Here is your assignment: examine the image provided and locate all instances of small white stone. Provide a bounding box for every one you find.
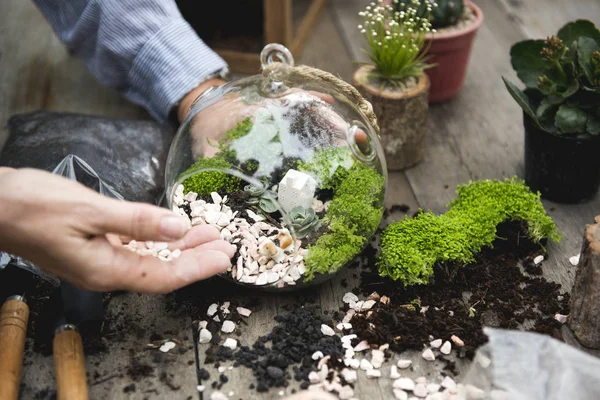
[427,383,441,393]
[430,339,442,348]
[197,385,205,392]
[465,384,486,399]
[348,358,360,369]
[570,254,580,266]
[440,341,452,355]
[277,169,317,213]
[342,292,359,304]
[199,329,212,344]
[341,368,357,383]
[393,377,415,391]
[228,391,234,398]
[360,358,373,371]
[218,366,227,373]
[308,371,321,383]
[312,351,324,360]
[321,324,335,336]
[234,307,251,318]
[278,391,284,397]
[213,315,221,322]
[366,369,381,378]
[344,349,355,359]
[221,321,235,333]
[255,272,269,285]
[207,303,218,316]
[353,340,370,352]
[169,249,182,260]
[415,377,427,384]
[210,391,228,400]
[342,309,355,324]
[533,255,544,265]
[159,341,176,353]
[223,338,237,350]
[397,359,412,369]
[478,354,492,368]
[246,209,264,222]
[393,389,408,400]
[379,343,389,351]
[451,335,465,347]
[210,192,222,205]
[361,300,377,311]
[184,192,198,202]
[338,385,354,400]
[390,365,401,379]
[422,348,436,361]
[413,384,428,398]
[441,376,456,389]
[370,349,385,368]
[199,320,207,329]
[554,313,568,324]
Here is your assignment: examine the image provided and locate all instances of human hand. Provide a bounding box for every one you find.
[0,168,235,293]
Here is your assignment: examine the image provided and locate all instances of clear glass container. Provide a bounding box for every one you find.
[165,44,387,290]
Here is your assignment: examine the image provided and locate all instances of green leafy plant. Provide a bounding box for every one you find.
[244,184,279,214]
[378,178,561,285]
[304,162,385,280]
[289,206,321,238]
[396,0,464,29]
[358,0,433,84]
[503,20,600,137]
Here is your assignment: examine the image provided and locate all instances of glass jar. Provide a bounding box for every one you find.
[165,44,387,290]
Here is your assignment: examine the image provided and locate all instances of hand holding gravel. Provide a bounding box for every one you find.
[0,168,234,293]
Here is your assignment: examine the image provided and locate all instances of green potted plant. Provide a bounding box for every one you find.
[352,0,432,170]
[503,20,600,203]
[389,0,484,102]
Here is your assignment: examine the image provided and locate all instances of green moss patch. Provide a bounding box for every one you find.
[378,178,561,285]
[304,161,385,280]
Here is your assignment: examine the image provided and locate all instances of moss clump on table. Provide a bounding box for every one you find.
[304,158,384,281]
[180,118,253,195]
[378,178,561,286]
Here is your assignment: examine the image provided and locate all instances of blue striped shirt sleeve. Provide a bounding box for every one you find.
[33,0,228,123]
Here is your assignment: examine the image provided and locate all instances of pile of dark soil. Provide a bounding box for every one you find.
[352,221,570,360]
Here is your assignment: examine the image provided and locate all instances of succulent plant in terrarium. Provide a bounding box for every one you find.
[395,0,464,29]
[503,20,600,137]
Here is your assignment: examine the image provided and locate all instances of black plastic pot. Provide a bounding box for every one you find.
[524,114,600,203]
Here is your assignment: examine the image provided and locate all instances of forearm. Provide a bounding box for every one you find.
[34,0,228,123]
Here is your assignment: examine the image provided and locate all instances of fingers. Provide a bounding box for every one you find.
[92,199,189,242]
[166,225,222,251]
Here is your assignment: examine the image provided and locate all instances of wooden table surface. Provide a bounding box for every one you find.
[1,0,600,399]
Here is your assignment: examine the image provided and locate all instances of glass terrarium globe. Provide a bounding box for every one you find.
[165,44,387,291]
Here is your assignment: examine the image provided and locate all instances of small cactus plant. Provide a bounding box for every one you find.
[395,0,465,29]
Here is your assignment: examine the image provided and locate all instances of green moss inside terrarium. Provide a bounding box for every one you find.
[378,177,561,286]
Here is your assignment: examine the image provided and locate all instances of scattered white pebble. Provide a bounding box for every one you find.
[360,358,373,371]
[554,313,568,324]
[415,377,427,384]
[207,303,218,316]
[210,391,228,400]
[366,369,381,378]
[308,371,321,383]
[236,307,252,317]
[422,348,436,361]
[343,292,359,304]
[413,383,428,398]
[312,351,324,360]
[465,384,486,399]
[390,365,401,379]
[338,385,355,400]
[321,324,335,336]
[361,299,377,311]
[278,390,284,397]
[478,354,492,368]
[393,389,408,400]
[440,341,452,355]
[218,366,227,373]
[336,322,352,331]
[197,385,205,392]
[353,340,370,352]
[533,255,544,265]
[430,339,442,348]
[199,320,207,329]
[223,338,238,350]
[397,359,412,369]
[341,368,358,383]
[427,383,441,393]
[227,391,234,397]
[451,335,464,347]
[228,366,233,371]
[570,254,580,266]
[393,377,415,391]
[371,349,385,369]
[221,320,235,333]
[159,341,176,353]
[199,328,212,344]
[441,376,456,389]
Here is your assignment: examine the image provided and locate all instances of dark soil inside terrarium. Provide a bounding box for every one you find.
[352,221,570,360]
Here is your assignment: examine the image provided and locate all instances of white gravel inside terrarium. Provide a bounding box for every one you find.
[171,185,308,287]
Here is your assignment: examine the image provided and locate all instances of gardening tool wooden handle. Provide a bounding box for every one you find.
[0,295,29,400]
[53,325,88,400]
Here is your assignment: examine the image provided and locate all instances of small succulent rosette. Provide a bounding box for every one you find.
[164,44,387,290]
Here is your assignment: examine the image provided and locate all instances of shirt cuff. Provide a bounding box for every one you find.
[127,19,228,124]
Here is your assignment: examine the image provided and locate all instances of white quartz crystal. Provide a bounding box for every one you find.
[277,169,317,213]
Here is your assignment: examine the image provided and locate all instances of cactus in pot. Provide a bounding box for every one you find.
[396,0,464,29]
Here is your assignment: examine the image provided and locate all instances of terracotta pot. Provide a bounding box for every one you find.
[424,1,484,102]
[523,113,600,204]
[353,65,430,171]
